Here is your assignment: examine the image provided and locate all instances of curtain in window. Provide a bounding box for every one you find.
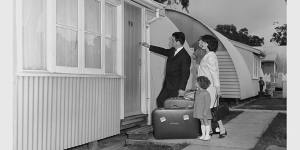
[56,27,78,67]
[56,0,78,67]
[85,0,101,33]
[105,3,117,74]
[84,0,102,69]
[85,34,102,68]
[56,0,78,27]
[23,0,46,70]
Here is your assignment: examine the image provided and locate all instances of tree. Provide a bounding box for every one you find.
[270,24,287,46]
[249,35,264,46]
[215,24,239,41]
[215,24,264,46]
[238,27,250,45]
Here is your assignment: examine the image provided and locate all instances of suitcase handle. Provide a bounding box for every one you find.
[170,96,192,100]
[170,104,192,109]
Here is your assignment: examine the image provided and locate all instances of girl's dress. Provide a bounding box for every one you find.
[193,90,212,119]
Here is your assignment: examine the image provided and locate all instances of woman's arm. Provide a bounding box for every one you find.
[206,53,220,91]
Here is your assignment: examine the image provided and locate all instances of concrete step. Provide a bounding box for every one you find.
[120,114,148,130]
[126,125,153,140]
[97,134,127,150]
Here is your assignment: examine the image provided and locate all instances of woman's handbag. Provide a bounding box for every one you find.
[211,95,221,122]
[211,95,229,122]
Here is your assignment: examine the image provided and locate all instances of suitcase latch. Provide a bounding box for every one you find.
[183,115,189,120]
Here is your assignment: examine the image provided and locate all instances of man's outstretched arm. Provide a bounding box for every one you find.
[140,42,172,57]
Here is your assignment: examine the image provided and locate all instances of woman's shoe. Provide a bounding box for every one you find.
[219,129,227,138]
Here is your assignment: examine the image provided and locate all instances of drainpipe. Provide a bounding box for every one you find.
[145,8,160,125]
[147,9,161,27]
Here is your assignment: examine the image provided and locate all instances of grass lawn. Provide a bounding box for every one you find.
[252,113,287,150]
[234,97,286,110]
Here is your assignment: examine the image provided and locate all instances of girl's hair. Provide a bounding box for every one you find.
[197,76,211,89]
[199,35,218,52]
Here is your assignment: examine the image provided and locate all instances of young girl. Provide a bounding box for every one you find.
[193,76,212,141]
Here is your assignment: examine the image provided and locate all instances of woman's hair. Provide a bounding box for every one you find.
[197,76,211,89]
[199,35,218,52]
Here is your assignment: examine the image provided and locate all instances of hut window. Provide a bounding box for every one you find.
[20,0,121,74]
[104,3,118,74]
[54,0,121,74]
[22,0,46,70]
[56,0,79,68]
[84,0,102,69]
[252,55,260,79]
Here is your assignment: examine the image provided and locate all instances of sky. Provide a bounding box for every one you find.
[188,0,287,46]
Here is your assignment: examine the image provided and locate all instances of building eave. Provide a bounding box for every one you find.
[132,0,165,10]
[229,40,264,55]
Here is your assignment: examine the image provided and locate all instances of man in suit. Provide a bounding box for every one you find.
[141,32,191,108]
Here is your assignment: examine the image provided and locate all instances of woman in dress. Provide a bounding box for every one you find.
[195,34,227,138]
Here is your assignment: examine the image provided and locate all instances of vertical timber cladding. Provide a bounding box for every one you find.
[216,51,241,99]
[16,76,121,150]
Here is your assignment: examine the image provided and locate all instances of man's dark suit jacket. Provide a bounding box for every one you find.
[149,45,191,91]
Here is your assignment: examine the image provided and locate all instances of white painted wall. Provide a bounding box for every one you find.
[236,47,260,97]
[0,0,14,149]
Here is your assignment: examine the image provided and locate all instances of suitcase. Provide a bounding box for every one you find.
[164,97,194,108]
[184,89,196,100]
[152,108,200,139]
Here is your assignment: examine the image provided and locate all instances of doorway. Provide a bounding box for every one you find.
[124,2,142,117]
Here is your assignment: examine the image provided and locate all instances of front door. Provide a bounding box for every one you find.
[124,2,142,117]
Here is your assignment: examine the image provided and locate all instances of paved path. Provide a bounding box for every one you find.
[182,111,278,150]
[230,108,286,114]
[125,111,278,150]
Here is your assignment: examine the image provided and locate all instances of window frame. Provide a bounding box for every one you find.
[252,54,261,79]
[17,0,122,75]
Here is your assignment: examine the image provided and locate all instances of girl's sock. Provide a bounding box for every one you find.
[198,125,205,140]
[203,125,211,141]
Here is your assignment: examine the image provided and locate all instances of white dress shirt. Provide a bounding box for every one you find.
[174,46,183,56]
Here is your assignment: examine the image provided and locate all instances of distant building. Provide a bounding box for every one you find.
[261,53,279,82]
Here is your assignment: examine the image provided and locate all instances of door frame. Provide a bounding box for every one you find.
[122,0,148,118]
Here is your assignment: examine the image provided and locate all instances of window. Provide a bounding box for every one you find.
[21,0,121,75]
[105,3,118,74]
[22,0,46,70]
[253,55,261,79]
[56,0,79,68]
[84,0,102,70]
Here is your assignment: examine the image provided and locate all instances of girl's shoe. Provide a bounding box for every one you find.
[202,126,211,141]
[219,129,227,138]
[197,135,205,140]
[198,125,205,140]
[202,135,211,141]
